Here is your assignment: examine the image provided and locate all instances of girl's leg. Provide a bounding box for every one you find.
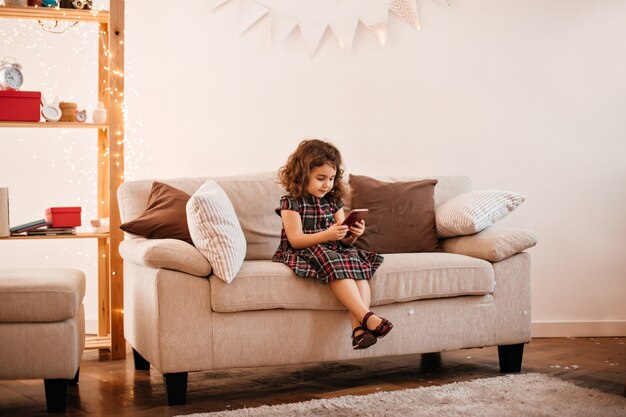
[329,278,382,331]
[349,280,370,330]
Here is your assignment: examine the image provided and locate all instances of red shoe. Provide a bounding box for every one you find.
[362,311,393,338]
[351,326,377,350]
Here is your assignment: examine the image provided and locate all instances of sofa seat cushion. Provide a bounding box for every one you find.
[210,253,494,313]
[0,268,86,322]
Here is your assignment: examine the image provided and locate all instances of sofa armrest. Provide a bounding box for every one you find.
[119,238,212,277]
[439,226,538,262]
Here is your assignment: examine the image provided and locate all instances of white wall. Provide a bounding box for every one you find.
[1,0,625,336]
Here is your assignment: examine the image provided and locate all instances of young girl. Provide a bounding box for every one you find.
[272,139,393,350]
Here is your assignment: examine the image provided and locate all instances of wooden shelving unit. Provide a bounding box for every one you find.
[0,2,126,359]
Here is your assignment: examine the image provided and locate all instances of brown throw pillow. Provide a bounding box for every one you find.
[349,175,439,253]
[120,181,193,245]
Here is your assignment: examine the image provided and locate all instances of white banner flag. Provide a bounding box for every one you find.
[329,17,359,51]
[239,0,270,34]
[270,11,298,42]
[207,0,234,11]
[298,19,329,56]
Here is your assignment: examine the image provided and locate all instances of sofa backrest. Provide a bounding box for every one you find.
[118,172,471,260]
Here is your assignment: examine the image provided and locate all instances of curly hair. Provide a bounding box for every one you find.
[278,139,345,205]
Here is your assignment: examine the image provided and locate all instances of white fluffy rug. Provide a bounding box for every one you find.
[177,373,626,417]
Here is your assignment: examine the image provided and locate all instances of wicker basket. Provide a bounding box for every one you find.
[59,102,77,122]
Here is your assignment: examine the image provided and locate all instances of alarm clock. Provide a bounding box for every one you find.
[41,96,62,122]
[0,57,24,91]
[75,109,87,123]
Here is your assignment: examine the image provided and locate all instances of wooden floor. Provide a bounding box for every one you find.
[1,337,624,416]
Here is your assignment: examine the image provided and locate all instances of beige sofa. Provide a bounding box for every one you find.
[117,173,535,405]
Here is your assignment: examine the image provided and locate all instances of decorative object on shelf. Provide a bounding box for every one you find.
[59,0,90,8]
[45,206,82,228]
[92,101,107,124]
[41,95,62,122]
[4,0,27,7]
[0,57,24,91]
[208,0,421,56]
[0,90,41,121]
[0,187,9,238]
[27,0,43,6]
[75,108,87,123]
[41,0,58,7]
[90,217,109,234]
[59,101,77,122]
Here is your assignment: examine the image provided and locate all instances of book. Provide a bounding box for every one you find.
[0,187,8,237]
[26,227,76,236]
[10,219,51,234]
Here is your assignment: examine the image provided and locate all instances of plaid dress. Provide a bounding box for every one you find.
[272,194,384,284]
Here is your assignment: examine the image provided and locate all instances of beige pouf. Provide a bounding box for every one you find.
[0,268,85,412]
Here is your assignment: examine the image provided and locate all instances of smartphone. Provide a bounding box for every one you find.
[342,209,369,228]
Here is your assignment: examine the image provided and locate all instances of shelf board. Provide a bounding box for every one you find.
[85,335,111,350]
[0,5,109,23]
[0,232,109,240]
[0,121,107,129]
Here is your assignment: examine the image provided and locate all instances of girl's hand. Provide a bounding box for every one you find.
[326,223,349,241]
[348,220,365,238]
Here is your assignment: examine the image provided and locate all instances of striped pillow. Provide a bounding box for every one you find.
[435,190,526,238]
[186,180,246,283]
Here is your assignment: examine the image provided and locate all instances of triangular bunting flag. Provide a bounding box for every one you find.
[206,0,234,11]
[270,11,299,42]
[389,0,421,29]
[329,17,359,51]
[239,0,270,34]
[360,8,389,47]
[298,20,329,57]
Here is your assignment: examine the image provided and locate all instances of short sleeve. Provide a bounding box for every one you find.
[329,199,345,213]
[275,195,300,216]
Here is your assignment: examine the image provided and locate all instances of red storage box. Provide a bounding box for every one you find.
[0,90,41,122]
[45,207,82,228]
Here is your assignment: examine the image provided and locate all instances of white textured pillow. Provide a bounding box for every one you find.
[435,190,526,238]
[186,180,246,283]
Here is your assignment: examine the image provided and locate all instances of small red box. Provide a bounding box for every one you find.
[45,207,82,228]
[0,90,41,122]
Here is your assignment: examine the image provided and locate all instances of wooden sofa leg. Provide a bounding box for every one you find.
[44,378,68,413]
[133,347,151,371]
[164,372,188,405]
[498,343,525,373]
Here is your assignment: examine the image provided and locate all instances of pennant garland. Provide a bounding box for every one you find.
[210,0,424,56]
